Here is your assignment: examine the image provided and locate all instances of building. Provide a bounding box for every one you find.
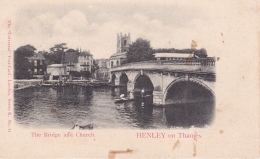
[64,49,93,72]
[28,53,46,78]
[154,52,195,61]
[63,49,93,79]
[78,51,93,72]
[109,33,131,68]
[47,64,67,80]
[64,49,78,72]
[96,58,110,68]
[95,58,110,80]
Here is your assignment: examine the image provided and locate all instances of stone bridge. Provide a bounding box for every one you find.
[110,58,215,106]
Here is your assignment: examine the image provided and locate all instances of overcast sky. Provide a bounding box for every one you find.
[13,1,259,58]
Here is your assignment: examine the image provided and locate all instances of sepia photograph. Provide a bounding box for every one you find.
[0,0,259,158]
[13,1,216,130]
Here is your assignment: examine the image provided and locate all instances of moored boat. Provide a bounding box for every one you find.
[42,82,52,87]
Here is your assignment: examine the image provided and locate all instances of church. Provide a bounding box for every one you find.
[109,33,131,68]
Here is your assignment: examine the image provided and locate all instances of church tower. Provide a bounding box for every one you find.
[117,33,131,53]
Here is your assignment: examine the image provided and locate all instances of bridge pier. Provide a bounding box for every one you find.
[153,91,164,106]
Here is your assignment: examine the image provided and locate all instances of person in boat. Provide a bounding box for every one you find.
[120,94,126,100]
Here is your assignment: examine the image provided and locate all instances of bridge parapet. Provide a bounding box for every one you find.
[111,58,215,74]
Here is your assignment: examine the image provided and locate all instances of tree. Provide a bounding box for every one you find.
[91,60,99,73]
[126,38,155,63]
[14,44,36,79]
[153,48,176,53]
[69,71,81,77]
[91,60,99,79]
[194,48,208,58]
[49,43,68,64]
[80,71,91,79]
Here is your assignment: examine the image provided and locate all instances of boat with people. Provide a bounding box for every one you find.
[114,94,133,103]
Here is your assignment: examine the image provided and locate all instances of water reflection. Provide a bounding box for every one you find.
[14,85,214,129]
[165,99,215,128]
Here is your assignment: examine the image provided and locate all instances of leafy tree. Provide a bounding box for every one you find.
[69,71,81,77]
[194,48,208,58]
[126,38,155,63]
[91,60,99,73]
[39,50,51,65]
[14,44,36,79]
[80,71,91,78]
[153,48,176,53]
[49,43,68,64]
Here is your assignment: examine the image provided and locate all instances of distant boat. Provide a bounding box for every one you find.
[42,82,52,87]
[114,97,133,103]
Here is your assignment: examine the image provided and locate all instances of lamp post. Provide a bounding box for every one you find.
[141,88,144,98]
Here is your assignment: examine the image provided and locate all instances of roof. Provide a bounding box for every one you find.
[65,52,78,63]
[154,52,194,58]
[110,52,127,59]
[79,51,92,56]
[47,64,66,68]
[28,53,45,60]
[96,58,109,60]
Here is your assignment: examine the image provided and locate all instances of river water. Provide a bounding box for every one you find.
[14,85,214,129]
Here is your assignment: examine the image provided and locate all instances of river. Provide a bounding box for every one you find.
[14,85,214,129]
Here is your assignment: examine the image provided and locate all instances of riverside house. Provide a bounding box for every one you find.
[28,53,46,79]
[64,49,94,79]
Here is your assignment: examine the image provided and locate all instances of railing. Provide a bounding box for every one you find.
[111,58,215,74]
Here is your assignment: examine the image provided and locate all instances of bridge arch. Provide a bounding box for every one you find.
[133,73,154,104]
[119,73,129,86]
[163,77,215,104]
[134,73,154,91]
[163,77,215,126]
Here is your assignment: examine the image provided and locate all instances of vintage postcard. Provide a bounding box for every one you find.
[0,0,259,158]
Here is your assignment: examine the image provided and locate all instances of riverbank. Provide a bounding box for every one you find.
[14,79,110,90]
[14,79,42,90]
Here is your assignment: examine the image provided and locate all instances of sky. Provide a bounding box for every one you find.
[12,1,259,59]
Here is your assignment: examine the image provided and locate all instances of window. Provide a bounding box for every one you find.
[87,62,89,65]
[40,60,42,65]
[84,68,86,71]
[116,61,119,66]
[124,40,127,45]
[39,69,42,73]
[34,68,37,73]
[111,61,114,67]
[34,60,37,66]
[84,55,86,58]
[87,56,89,60]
